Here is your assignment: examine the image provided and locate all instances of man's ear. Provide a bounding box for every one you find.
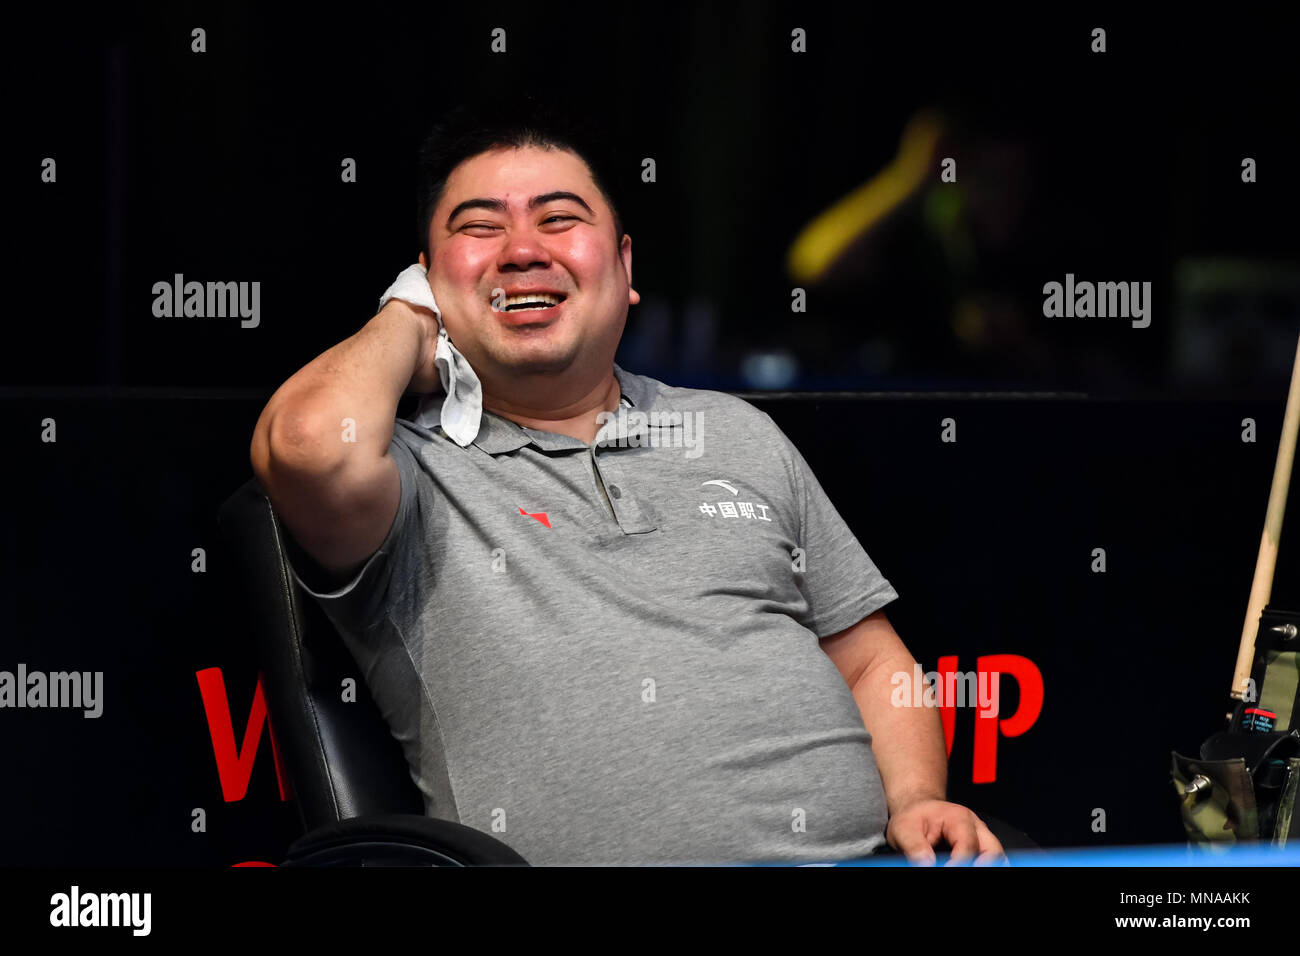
[621,235,639,305]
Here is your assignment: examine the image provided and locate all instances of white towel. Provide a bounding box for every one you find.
[378,264,483,447]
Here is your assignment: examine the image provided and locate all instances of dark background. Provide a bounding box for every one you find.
[2,2,1298,864]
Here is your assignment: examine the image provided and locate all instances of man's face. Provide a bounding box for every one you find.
[419,145,638,386]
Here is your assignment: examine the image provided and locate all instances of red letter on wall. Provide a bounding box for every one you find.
[936,655,960,758]
[196,668,292,802]
[971,654,1043,784]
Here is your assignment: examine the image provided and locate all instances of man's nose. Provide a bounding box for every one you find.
[497,227,553,271]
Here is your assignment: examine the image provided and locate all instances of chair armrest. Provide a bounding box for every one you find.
[280,813,530,866]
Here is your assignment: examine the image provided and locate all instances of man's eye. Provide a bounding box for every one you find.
[459,216,575,232]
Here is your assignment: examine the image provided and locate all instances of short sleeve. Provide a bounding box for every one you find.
[283,428,424,634]
[762,412,899,637]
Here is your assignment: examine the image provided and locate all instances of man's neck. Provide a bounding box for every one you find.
[480,369,622,445]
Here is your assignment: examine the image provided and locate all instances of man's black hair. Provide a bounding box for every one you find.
[416,94,626,263]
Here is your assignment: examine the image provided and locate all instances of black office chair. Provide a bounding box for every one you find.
[217,477,529,866]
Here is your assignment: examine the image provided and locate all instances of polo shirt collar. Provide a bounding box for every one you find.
[411,362,679,456]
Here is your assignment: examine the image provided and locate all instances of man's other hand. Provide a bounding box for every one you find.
[885,798,1007,866]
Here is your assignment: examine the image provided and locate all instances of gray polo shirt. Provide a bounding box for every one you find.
[287,362,900,865]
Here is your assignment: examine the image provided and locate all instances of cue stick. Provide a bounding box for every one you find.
[1231,324,1300,700]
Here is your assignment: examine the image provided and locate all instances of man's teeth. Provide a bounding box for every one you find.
[497,293,564,311]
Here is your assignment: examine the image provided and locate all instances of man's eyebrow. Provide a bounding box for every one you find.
[445,191,595,228]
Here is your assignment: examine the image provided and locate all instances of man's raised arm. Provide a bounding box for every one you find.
[248,299,440,587]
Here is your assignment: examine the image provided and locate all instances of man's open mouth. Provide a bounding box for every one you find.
[494,292,568,313]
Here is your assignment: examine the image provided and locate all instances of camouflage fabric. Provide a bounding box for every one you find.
[1171,752,1260,844]
[1172,748,1300,846]
[1258,650,1299,731]
[1277,757,1300,846]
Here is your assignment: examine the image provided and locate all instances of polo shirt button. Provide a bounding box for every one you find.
[609,484,622,499]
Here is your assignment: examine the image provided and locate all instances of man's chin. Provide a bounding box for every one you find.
[488,343,579,377]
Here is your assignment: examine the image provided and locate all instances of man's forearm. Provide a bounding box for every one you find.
[252,301,427,472]
[851,650,948,816]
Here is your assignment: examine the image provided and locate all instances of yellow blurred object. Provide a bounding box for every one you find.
[951,298,987,348]
[787,110,946,283]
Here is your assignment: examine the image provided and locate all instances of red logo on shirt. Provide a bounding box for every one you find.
[519,507,551,528]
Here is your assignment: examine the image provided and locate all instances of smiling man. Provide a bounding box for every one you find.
[249,96,1004,866]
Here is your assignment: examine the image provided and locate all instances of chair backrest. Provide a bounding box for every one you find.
[217,478,424,832]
